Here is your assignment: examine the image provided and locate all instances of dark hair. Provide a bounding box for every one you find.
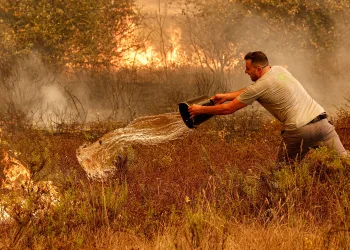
[244,51,269,68]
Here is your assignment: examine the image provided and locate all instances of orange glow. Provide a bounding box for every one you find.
[1,150,30,189]
[166,27,182,65]
[64,17,241,70]
[119,26,187,68]
[0,149,59,221]
[120,45,163,67]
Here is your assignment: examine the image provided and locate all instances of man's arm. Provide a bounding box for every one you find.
[212,88,246,104]
[188,98,247,117]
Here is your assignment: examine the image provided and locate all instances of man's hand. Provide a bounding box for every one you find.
[211,94,227,104]
[188,105,202,118]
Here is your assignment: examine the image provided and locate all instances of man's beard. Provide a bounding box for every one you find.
[250,74,259,82]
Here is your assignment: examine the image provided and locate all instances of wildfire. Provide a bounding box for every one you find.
[166,27,182,64]
[118,24,242,70]
[65,17,242,70]
[1,150,30,190]
[121,45,162,67]
[0,150,59,222]
[120,27,186,68]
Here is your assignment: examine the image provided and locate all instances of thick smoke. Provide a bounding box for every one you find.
[138,0,350,113]
[1,1,349,128]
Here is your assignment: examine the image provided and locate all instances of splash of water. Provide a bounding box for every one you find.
[76,112,190,179]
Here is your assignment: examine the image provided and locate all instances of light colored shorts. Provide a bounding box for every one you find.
[277,119,348,162]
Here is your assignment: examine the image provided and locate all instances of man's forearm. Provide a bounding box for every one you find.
[225,88,246,101]
[191,98,247,116]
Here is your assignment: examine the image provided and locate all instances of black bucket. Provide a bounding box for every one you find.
[178,95,215,129]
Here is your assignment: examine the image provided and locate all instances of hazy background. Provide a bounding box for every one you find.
[0,0,349,129]
[138,0,349,112]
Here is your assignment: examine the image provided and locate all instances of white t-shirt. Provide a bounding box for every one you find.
[237,66,325,130]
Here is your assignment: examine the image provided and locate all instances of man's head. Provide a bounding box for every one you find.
[244,51,269,81]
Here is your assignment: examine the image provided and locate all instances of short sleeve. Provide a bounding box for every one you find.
[237,81,268,105]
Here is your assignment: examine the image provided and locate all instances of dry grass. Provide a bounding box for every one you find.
[0,108,349,250]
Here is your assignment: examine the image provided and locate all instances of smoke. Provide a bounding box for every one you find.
[0,50,147,130]
[40,84,69,124]
[247,2,350,112]
[0,53,53,116]
[0,53,85,128]
[137,0,350,113]
[1,1,349,128]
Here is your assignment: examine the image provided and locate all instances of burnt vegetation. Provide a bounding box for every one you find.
[0,110,349,249]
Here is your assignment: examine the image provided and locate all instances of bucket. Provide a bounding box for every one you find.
[178,95,215,128]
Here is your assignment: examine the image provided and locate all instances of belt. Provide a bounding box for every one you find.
[307,112,327,125]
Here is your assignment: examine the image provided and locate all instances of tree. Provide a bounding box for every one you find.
[178,0,245,75]
[237,0,350,70]
[0,0,140,70]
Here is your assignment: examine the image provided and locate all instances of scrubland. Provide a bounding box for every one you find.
[0,106,349,250]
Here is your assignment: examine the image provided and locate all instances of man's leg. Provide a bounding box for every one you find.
[277,119,348,164]
[276,127,312,164]
[310,119,348,157]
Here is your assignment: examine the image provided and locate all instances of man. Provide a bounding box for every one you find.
[188,51,348,162]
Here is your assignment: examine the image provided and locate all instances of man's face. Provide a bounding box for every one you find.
[245,59,261,82]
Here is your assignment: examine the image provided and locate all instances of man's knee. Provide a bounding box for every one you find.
[321,135,347,157]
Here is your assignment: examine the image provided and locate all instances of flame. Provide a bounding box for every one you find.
[65,17,241,70]
[120,45,163,67]
[0,150,58,197]
[0,150,59,222]
[166,27,182,65]
[1,150,30,189]
[119,26,188,68]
